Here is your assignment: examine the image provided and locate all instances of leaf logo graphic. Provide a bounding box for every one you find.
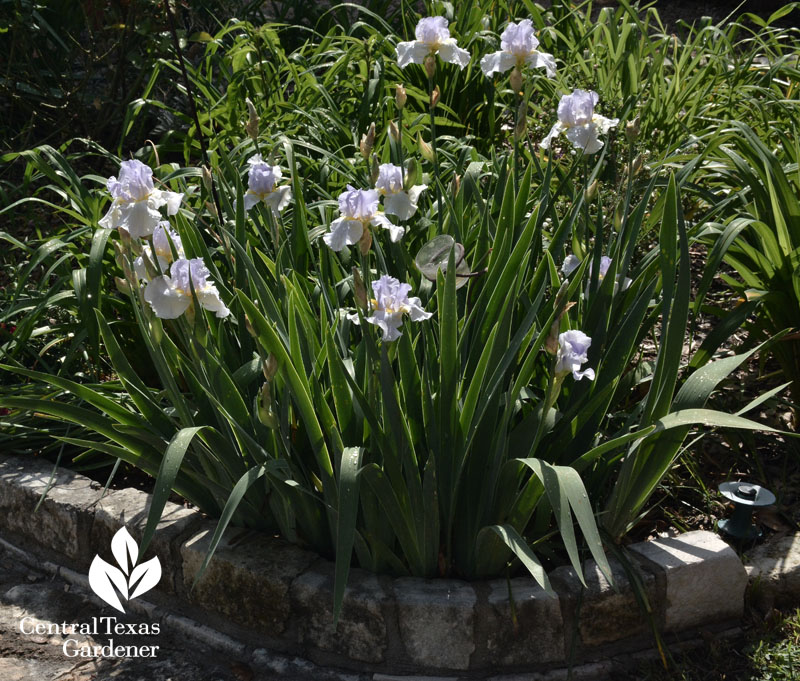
[88,527,162,613]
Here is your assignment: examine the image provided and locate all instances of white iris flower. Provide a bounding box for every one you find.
[242,154,292,214]
[374,164,427,221]
[351,275,432,341]
[480,19,556,79]
[397,17,470,70]
[144,257,229,320]
[323,186,403,252]
[99,160,183,239]
[541,89,619,154]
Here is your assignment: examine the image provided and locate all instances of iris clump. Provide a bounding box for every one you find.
[352,275,432,341]
[323,186,403,252]
[374,164,427,221]
[555,330,595,382]
[134,223,183,281]
[562,255,632,295]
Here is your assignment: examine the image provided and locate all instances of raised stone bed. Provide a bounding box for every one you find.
[1,453,793,678]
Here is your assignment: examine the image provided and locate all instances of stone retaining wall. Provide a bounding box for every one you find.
[1,454,797,677]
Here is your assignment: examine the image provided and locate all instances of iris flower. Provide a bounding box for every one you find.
[144,257,229,319]
[540,89,619,154]
[561,254,632,294]
[99,160,183,239]
[480,19,556,79]
[323,186,403,252]
[242,154,292,214]
[353,275,432,341]
[374,164,427,220]
[397,17,470,70]
[555,330,595,381]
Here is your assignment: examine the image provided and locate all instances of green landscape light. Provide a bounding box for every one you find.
[718,482,776,541]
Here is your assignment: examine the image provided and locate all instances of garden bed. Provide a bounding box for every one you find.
[4,452,799,678]
[2,1,800,678]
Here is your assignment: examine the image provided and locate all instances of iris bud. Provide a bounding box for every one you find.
[245,98,259,141]
[418,133,434,162]
[360,122,376,159]
[509,66,523,94]
[396,84,407,110]
[424,54,437,78]
[625,115,640,144]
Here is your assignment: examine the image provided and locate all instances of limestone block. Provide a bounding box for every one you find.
[394,578,476,670]
[0,455,100,563]
[551,556,659,649]
[290,561,390,664]
[92,487,202,593]
[628,530,747,631]
[483,578,565,665]
[182,525,316,637]
[746,532,800,607]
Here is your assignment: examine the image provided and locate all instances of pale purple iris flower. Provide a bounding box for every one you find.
[349,275,431,341]
[397,17,470,70]
[242,154,292,214]
[561,254,632,294]
[480,19,556,79]
[323,186,403,251]
[374,164,427,221]
[555,330,595,381]
[99,160,183,239]
[144,257,229,319]
[540,89,619,154]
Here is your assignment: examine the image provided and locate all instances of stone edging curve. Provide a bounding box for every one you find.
[1,454,798,678]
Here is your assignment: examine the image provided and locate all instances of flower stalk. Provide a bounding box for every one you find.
[428,74,443,234]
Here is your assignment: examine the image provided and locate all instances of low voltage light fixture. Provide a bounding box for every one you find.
[718,481,775,540]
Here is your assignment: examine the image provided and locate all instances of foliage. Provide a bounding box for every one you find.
[695,122,800,415]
